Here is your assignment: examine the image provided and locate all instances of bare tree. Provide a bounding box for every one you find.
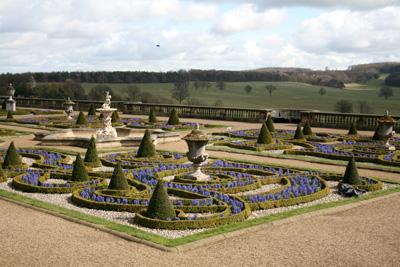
[171,80,190,104]
[265,84,277,96]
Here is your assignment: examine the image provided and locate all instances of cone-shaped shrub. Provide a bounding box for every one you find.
[302,121,313,135]
[2,141,21,168]
[342,157,362,185]
[6,111,13,119]
[148,109,157,123]
[71,154,89,181]
[145,181,175,220]
[76,111,87,125]
[108,163,129,190]
[257,123,272,144]
[167,108,180,125]
[348,122,358,135]
[88,104,96,116]
[84,136,99,164]
[136,130,156,158]
[293,125,305,139]
[111,111,119,123]
[266,115,275,132]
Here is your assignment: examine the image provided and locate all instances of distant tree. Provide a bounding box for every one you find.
[171,80,190,104]
[193,80,201,90]
[244,84,252,94]
[125,85,141,102]
[358,101,373,114]
[205,82,212,90]
[216,80,226,90]
[319,87,326,96]
[265,84,277,96]
[88,85,112,101]
[334,100,353,113]
[378,86,394,100]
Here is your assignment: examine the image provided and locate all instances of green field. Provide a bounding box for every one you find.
[79,75,400,114]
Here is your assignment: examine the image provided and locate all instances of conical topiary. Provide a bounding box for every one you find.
[84,136,100,164]
[167,108,180,125]
[342,157,362,185]
[348,122,358,135]
[145,181,175,220]
[71,154,89,181]
[293,125,305,139]
[2,141,21,168]
[76,111,87,125]
[88,104,96,116]
[266,115,275,132]
[6,111,13,119]
[108,163,129,190]
[257,123,272,144]
[136,130,156,158]
[148,109,157,123]
[111,111,119,123]
[302,121,313,135]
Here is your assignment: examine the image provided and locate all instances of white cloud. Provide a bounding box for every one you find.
[213,4,285,34]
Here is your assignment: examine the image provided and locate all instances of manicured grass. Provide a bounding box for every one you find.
[75,76,400,114]
[1,186,399,247]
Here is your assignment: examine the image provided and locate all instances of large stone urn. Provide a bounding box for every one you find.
[63,97,75,120]
[373,111,396,141]
[182,124,210,181]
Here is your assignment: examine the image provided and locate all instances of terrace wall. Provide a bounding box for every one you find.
[2,97,398,130]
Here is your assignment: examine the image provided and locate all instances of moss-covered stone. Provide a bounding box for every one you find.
[348,122,358,135]
[302,121,313,135]
[111,111,120,123]
[342,157,362,185]
[84,136,100,164]
[167,108,180,125]
[76,111,87,125]
[145,181,175,220]
[2,141,21,168]
[293,125,305,139]
[136,130,156,158]
[6,111,13,119]
[108,163,129,190]
[266,115,275,132]
[148,109,157,123]
[71,154,89,181]
[88,104,96,116]
[257,123,272,144]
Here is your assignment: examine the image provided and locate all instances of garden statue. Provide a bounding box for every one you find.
[182,123,210,181]
[96,91,118,140]
[63,97,75,120]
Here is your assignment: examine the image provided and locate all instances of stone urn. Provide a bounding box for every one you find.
[6,83,16,112]
[182,124,210,181]
[373,111,396,141]
[63,97,75,120]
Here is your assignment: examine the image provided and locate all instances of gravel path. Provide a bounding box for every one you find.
[1,193,399,266]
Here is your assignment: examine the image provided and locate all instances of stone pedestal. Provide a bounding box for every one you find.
[6,97,16,112]
[373,112,396,141]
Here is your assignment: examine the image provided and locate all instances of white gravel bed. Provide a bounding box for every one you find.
[22,157,35,167]
[0,178,398,239]
[45,179,67,185]
[234,183,282,196]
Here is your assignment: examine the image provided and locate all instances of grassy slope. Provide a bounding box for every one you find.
[77,75,398,114]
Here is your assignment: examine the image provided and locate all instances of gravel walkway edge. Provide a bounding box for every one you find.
[1,191,399,253]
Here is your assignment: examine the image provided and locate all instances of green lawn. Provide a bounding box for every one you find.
[78,75,399,114]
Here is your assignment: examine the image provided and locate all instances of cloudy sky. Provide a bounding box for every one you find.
[0,0,399,73]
